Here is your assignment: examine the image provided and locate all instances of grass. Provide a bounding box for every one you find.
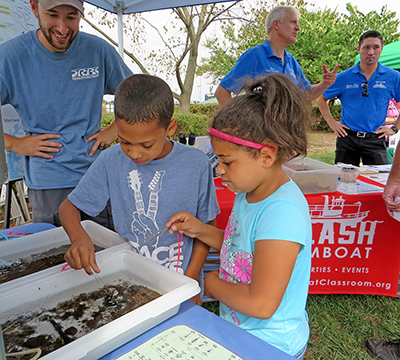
[305,294,400,359]
[203,294,400,359]
[308,149,335,165]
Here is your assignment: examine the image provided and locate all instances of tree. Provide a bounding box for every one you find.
[292,4,400,83]
[197,1,400,85]
[85,3,240,113]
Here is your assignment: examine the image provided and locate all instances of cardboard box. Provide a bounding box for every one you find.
[283,157,340,194]
[0,245,200,360]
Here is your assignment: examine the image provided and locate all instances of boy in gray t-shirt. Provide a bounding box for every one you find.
[60,74,219,304]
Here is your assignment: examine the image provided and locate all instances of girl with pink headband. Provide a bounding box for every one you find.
[167,74,312,359]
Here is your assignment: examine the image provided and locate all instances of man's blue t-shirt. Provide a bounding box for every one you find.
[0,30,132,189]
[220,39,311,93]
[68,141,220,275]
[323,62,400,133]
[219,180,311,356]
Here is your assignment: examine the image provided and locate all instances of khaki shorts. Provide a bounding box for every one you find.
[28,187,114,230]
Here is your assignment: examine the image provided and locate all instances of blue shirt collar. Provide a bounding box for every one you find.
[353,61,387,76]
[262,39,289,60]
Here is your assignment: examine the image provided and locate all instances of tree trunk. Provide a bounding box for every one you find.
[178,94,191,113]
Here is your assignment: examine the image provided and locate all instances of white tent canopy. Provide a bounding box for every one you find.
[85,0,237,57]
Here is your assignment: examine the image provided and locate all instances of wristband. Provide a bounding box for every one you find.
[390,125,399,134]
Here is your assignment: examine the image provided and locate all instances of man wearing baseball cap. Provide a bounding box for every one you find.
[0,0,132,227]
[39,0,84,14]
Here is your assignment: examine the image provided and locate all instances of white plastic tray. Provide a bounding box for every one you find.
[0,245,200,360]
[0,220,127,262]
[0,220,128,289]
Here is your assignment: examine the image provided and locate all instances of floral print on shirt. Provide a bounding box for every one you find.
[219,210,253,325]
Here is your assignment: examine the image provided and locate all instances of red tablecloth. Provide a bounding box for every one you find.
[214,177,400,297]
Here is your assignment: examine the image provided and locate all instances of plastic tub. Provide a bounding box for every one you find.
[0,245,200,360]
[0,220,126,262]
[283,157,340,194]
[0,220,127,287]
[340,166,359,183]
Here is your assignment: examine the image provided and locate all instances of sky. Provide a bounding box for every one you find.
[310,0,400,15]
[81,0,400,102]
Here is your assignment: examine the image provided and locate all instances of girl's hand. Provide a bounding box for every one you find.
[166,211,205,239]
[204,270,220,300]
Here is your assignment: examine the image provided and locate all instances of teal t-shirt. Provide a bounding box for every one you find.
[219,180,311,356]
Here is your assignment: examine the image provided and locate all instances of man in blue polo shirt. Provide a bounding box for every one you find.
[317,30,400,166]
[215,5,339,106]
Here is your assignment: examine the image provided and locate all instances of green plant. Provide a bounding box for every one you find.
[102,107,215,143]
[171,113,210,141]
[202,301,220,315]
[187,103,220,118]
[101,112,115,127]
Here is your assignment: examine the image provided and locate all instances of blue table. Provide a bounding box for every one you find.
[0,223,55,241]
[100,301,295,360]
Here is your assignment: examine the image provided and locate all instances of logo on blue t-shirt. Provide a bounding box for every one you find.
[346,84,359,89]
[373,81,386,89]
[71,67,99,80]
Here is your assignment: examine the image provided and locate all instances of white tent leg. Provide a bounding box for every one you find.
[117,11,124,58]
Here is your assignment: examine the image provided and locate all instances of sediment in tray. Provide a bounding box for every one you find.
[2,281,161,357]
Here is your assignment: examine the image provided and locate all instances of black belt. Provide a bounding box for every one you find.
[346,129,379,138]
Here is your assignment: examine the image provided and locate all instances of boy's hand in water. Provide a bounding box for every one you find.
[65,236,99,275]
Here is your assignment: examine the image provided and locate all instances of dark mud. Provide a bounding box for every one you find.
[0,244,104,284]
[2,282,161,357]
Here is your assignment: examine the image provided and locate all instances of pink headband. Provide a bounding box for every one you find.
[209,128,275,151]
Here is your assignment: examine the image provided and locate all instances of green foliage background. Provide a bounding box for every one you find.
[102,101,339,137]
[101,104,220,142]
[310,104,342,131]
[197,0,400,85]
[173,113,210,141]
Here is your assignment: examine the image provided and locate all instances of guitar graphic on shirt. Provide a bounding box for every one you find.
[128,169,155,243]
[146,170,165,246]
[128,169,165,246]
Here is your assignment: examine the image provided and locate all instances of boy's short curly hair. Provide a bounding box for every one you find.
[114,74,174,129]
[211,74,310,163]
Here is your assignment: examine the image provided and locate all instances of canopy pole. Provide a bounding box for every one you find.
[114,1,125,59]
[117,11,124,58]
